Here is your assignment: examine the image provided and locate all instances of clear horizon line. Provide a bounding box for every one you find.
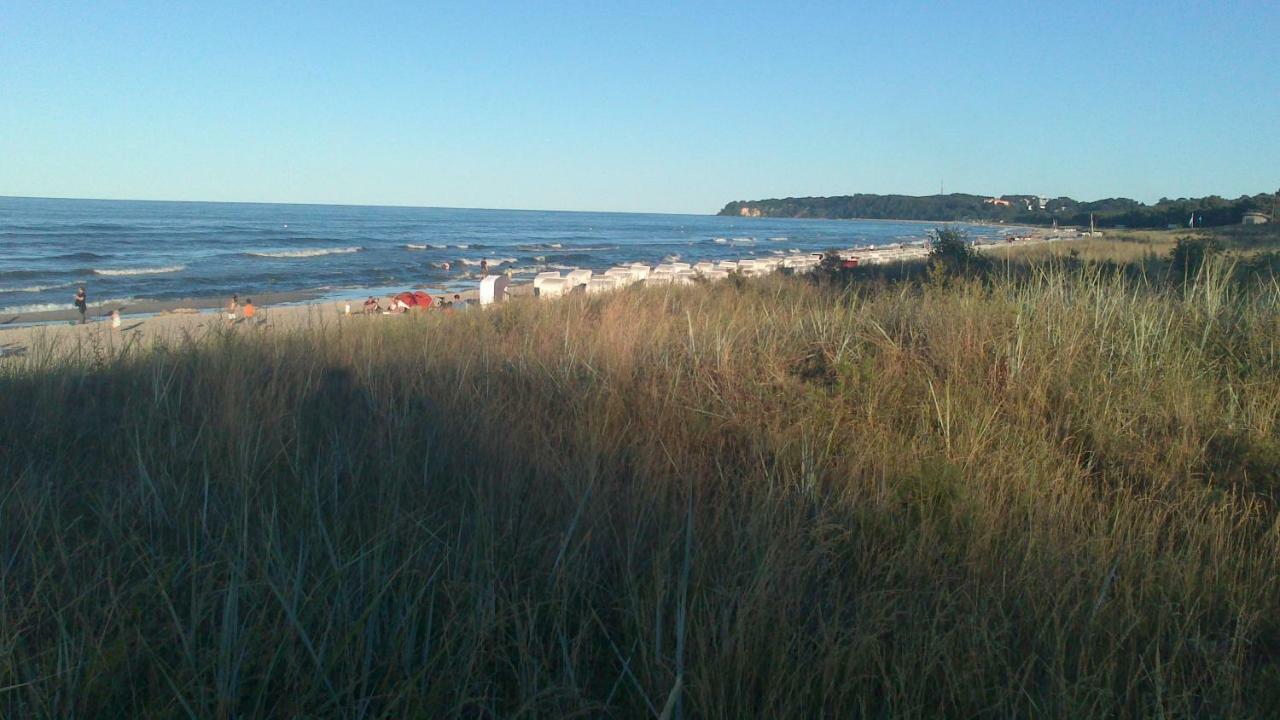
[0,193,712,218]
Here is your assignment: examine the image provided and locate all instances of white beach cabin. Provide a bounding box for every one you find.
[565,269,592,289]
[479,275,511,306]
[533,271,562,296]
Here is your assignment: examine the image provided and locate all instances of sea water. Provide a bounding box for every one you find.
[0,196,1014,314]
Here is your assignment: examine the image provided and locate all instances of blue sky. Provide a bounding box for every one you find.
[1,1,1276,213]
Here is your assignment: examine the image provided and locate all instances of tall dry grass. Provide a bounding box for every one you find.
[2,258,1279,717]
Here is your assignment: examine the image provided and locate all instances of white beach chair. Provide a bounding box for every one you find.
[565,269,592,288]
[604,267,635,285]
[533,271,562,296]
[537,277,571,298]
[587,277,617,294]
[479,275,511,306]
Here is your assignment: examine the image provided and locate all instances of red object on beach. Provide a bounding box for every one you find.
[396,291,418,307]
[412,291,432,308]
[841,259,858,269]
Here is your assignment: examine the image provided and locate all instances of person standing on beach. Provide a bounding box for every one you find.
[480,259,488,278]
[225,294,239,321]
[73,286,87,324]
[243,298,256,321]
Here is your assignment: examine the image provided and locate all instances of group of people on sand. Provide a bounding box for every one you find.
[224,294,257,322]
[362,292,468,315]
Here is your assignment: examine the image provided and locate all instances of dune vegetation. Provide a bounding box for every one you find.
[2,237,1279,717]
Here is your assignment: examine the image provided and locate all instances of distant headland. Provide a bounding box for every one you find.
[718,191,1278,229]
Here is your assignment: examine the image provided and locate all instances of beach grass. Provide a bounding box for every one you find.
[2,253,1280,717]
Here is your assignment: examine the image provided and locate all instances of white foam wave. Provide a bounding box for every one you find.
[0,302,66,314]
[1,296,136,315]
[457,257,517,267]
[0,281,77,294]
[406,243,429,250]
[93,265,185,276]
[249,246,362,258]
[713,238,728,243]
[768,236,788,241]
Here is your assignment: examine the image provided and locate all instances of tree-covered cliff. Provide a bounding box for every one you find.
[718,192,1278,229]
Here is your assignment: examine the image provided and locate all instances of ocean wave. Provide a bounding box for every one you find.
[712,238,728,243]
[0,302,70,314]
[0,269,46,280]
[0,280,78,294]
[248,246,362,258]
[406,243,429,250]
[0,296,135,315]
[457,257,518,267]
[51,251,109,261]
[93,265,186,276]
[767,237,788,241]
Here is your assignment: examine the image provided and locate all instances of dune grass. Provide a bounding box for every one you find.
[2,256,1279,717]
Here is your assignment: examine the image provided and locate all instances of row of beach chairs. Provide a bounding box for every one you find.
[528,255,824,299]
[843,246,930,265]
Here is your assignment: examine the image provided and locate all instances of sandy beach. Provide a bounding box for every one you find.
[0,229,1065,361]
[0,286,493,359]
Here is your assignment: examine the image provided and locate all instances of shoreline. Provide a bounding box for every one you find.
[0,230,1066,355]
[0,285,479,328]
